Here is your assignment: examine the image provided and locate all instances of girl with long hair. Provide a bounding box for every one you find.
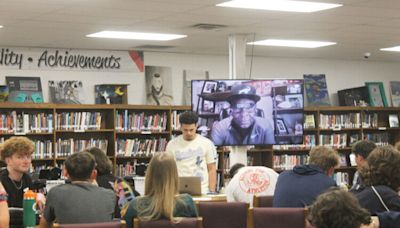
[124,152,197,228]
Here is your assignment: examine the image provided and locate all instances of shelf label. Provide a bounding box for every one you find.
[332,126,341,131]
[141,131,151,134]
[14,132,26,135]
[378,127,386,131]
[74,129,85,133]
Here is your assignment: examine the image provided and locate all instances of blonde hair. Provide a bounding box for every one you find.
[309,146,340,172]
[394,141,400,152]
[0,136,34,161]
[137,152,180,221]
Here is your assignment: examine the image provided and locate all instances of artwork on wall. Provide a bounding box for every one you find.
[6,76,44,103]
[49,80,84,104]
[95,84,128,104]
[365,82,388,107]
[304,74,331,106]
[389,81,400,107]
[183,70,209,106]
[0,86,9,102]
[145,66,173,105]
[337,86,369,106]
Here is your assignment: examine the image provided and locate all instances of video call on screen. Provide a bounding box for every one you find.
[192,79,304,146]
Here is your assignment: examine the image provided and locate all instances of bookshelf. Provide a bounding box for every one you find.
[0,103,191,176]
[2,104,400,188]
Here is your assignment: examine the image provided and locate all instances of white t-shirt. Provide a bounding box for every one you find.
[225,166,278,207]
[166,134,217,194]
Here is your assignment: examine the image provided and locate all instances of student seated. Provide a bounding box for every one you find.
[85,147,135,218]
[39,152,116,227]
[273,146,339,207]
[308,188,371,228]
[349,140,376,193]
[124,152,198,228]
[225,163,278,207]
[355,146,400,214]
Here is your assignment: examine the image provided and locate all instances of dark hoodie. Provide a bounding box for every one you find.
[273,164,336,207]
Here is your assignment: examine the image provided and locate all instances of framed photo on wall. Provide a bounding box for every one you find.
[337,86,369,106]
[365,82,388,107]
[202,81,218,93]
[389,81,400,107]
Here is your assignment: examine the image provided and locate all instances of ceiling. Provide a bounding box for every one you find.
[1,0,400,62]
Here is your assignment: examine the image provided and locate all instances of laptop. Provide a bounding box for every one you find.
[179,176,202,196]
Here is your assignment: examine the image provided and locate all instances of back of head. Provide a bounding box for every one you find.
[84,147,112,175]
[140,152,179,221]
[0,136,34,161]
[179,111,198,125]
[360,145,400,190]
[229,163,245,178]
[352,140,376,159]
[65,152,96,181]
[395,141,400,152]
[308,188,370,228]
[309,146,340,172]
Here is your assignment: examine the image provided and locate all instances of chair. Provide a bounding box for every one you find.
[248,207,307,228]
[253,195,273,207]
[133,217,203,228]
[197,202,248,228]
[53,220,123,228]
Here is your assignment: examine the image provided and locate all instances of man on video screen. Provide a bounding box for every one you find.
[211,84,275,145]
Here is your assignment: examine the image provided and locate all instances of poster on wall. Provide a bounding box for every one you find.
[337,86,369,106]
[95,84,128,104]
[6,76,44,103]
[304,74,331,106]
[183,70,209,106]
[145,66,173,105]
[0,86,9,102]
[49,80,84,104]
[390,81,400,107]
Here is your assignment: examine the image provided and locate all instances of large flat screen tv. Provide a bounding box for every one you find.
[191,79,304,146]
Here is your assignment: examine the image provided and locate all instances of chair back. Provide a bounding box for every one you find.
[253,195,273,207]
[248,207,306,228]
[54,220,122,228]
[133,217,202,228]
[197,202,248,228]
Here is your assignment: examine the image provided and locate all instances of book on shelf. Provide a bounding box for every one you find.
[333,172,350,187]
[389,114,399,128]
[339,154,348,167]
[304,114,315,129]
[319,113,360,129]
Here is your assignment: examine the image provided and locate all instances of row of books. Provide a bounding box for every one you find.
[55,138,108,157]
[56,112,102,130]
[273,155,309,170]
[115,110,168,132]
[32,140,53,159]
[115,138,168,157]
[273,135,316,150]
[171,110,182,131]
[319,133,348,148]
[364,132,390,146]
[333,172,350,186]
[115,162,135,177]
[319,113,361,129]
[0,112,53,133]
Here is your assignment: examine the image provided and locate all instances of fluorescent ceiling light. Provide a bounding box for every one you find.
[380,46,400,52]
[0,25,3,28]
[248,39,336,48]
[86,31,187,41]
[217,0,342,13]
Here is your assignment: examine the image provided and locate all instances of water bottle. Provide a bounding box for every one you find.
[23,190,36,228]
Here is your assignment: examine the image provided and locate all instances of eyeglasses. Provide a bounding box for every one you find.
[231,102,256,112]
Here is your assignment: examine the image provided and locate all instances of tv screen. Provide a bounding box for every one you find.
[191,79,304,146]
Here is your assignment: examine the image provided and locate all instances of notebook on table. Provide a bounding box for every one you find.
[178,176,202,196]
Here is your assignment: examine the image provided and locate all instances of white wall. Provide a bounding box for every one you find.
[1,50,400,106]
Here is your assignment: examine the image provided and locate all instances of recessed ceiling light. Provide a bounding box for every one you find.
[0,25,3,28]
[380,46,400,52]
[217,0,342,13]
[248,39,336,48]
[86,31,187,41]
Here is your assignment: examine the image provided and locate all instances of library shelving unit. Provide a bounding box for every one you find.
[0,103,191,176]
[273,106,400,187]
[2,103,399,188]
